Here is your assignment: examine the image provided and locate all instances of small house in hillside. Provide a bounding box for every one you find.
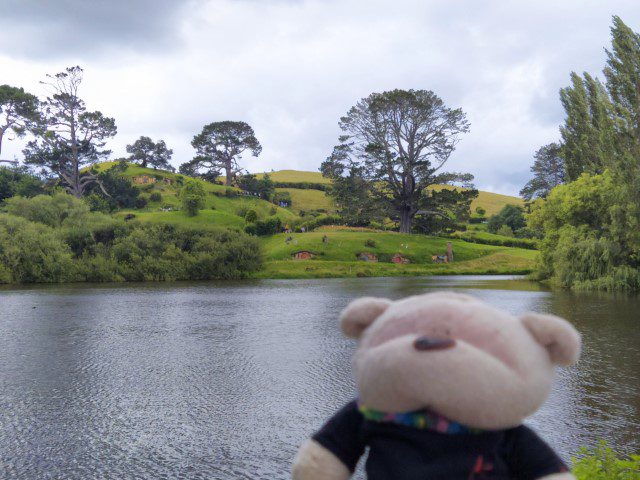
[292,251,314,260]
[391,254,410,264]
[132,175,156,185]
[358,252,378,262]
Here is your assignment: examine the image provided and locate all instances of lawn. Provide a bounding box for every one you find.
[276,188,335,213]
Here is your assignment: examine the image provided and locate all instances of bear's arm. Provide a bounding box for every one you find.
[505,425,575,480]
[291,400,366,480]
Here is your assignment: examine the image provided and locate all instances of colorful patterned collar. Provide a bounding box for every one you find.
[357,402,485,435]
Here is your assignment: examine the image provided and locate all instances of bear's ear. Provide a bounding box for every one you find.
[520,313,581,366]
[340,297,391,339]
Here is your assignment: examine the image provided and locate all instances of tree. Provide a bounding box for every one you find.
[559,72,617,180]
[0,85,40,159]
[520,143,566,201]
[0,165,45,201]
[487,204,526,234]
[84,162,140,211]
[126,136,174,170]
[191,121,262,186]
[23,66,117,198]
[322,89,471,233]
[180,180,206,216]
[321,164,383,226]
[413,187,478,234]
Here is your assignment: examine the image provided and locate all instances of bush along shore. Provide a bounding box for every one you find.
[0,193,261,283]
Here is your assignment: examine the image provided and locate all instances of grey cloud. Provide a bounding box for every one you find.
[0,0,198,59]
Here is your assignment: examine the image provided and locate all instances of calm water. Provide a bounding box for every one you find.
[0,276,638,479]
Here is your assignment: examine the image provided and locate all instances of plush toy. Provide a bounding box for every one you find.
[292,292,581,480]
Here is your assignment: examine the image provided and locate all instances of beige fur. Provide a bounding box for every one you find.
[292,292,581,479]
[292,440,350,480]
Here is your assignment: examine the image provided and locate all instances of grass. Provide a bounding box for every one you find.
[255,169,331,184]
[114,209,246,228]
[255,231,537,278]
[276,188,335,213]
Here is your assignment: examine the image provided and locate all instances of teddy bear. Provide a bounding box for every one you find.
[292,291,581,480]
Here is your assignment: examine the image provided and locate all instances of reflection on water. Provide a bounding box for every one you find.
[0,276,638,479]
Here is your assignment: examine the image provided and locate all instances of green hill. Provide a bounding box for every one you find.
[256,170,523,216]
[95,162,297,227]
[255,231,536,278]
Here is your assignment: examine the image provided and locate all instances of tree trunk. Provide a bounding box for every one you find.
[0,129,4,157]
[399,207,413,233]
[225,165,232,186]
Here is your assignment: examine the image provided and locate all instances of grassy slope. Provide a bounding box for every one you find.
[97,162,298,227]
[258,170,523,216]
[254,231,537,278]
[275,188,335,213]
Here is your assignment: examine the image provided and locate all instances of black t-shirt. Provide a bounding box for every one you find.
[312,400,569,480]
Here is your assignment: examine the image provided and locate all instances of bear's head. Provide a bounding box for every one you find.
[341,291,581,430]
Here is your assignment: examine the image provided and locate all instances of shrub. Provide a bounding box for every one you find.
[5,192,90,228]
[296,214,342,232]
[496,225,514,237]
[475,206,486,216]
[572,442,640,480]
[180,180,206,216]
[364,239,377,248]
[487,204,526,233]
[269,206,277,215]
[149,192,162,202]
[244,216,282,236]
[224,187,238,198]
[244,209,258,223]
[134,196,148,208]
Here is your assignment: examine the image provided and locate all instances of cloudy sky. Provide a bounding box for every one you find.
[1,0,639,195]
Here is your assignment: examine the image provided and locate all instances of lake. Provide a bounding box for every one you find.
[0,276,638,479]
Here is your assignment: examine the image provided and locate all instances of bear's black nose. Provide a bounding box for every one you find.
[413,336,456,351]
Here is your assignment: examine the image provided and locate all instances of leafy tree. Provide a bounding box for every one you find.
[322,164,383,226]
[559,72,617,180]
[126,136,174,170]
[237,172,274,199]
[0,85,40,159]
[413,187,478,234]
[487,204,526,234]
[23,66,117,198]
[520,143,566,200]
[322,89,471,233]
[180,179,205,216]
[0,165,44,201]
[190,121,262,186]
[84,162,140,211]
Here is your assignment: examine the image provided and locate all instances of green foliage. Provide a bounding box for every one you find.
[0,166,45,201]
[238,172,275,200]
[475,206,486,216]
[528,171,639,290]
[5,191,91,227]
[149,192,162,202]
[126,136,174,170]
[296,214,342,232]
[572,442,640,480]
[0,194,262,284]
[496,225,514,237]
[364,239,377,248]
[520,143,566,200]
[447,230,538,250]
[180,180,206,216]
[323,89,472,233]
[23,66,117,198]
[244,209,258,223]
[487,204,526,234]
[191,121,262,186]
[0,84,40,157]
[272,190,291,207]
[0,214,74,283]
[244,216,282,236]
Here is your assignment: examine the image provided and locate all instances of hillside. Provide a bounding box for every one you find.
[84,163,535,279]
[255,231,536,278]
[95,162,298,227]
[256,170,523,216]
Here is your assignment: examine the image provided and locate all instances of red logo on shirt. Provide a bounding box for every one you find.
[469,455,494,480]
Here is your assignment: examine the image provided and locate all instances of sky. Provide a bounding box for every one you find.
[1,0,639,195]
